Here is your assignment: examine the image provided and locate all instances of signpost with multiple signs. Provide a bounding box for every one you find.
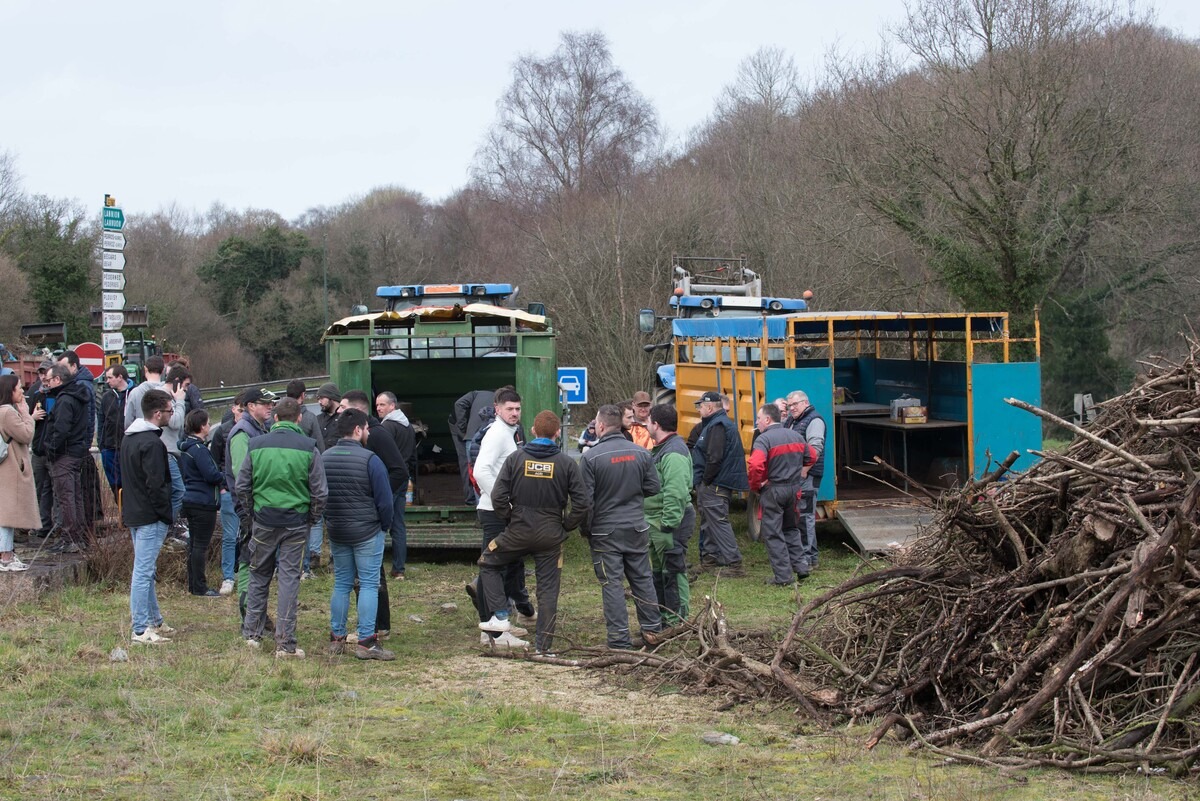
[100,195,127,354]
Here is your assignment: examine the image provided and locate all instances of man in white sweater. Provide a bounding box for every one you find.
[471,387,536,639]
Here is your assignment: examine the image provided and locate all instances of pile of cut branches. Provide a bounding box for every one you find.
[782,341,1200,773]
[492,341,1200,775]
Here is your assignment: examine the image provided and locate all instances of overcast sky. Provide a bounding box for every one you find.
[3,0,1197,221]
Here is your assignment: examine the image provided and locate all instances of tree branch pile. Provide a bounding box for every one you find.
[784,343,1200,773]
[492,342,1200,774]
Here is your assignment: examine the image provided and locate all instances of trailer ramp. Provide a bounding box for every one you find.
[837,504,933,555]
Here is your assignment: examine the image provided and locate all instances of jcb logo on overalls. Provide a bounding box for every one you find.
[524,460,555,479]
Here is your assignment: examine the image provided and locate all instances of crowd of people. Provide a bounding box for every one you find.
[0,354,828,660]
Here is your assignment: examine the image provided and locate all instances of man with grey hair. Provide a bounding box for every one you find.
[785,389,826,570]
[750,403,813,584]
[376,390,415,580]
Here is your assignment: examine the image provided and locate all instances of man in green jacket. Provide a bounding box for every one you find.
[236,397,327,658]
[645,404,695,624]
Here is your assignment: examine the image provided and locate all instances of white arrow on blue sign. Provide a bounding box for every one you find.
[557,367,588,405]
[102,207,124,231]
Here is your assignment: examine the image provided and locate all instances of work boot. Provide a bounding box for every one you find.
[719,561,747,578]
[356,637,395,661]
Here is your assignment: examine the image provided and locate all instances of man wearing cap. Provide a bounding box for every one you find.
[628,391,654,450]
[237,397,327,658]
[287,379,326,578]
[225,387,277,621]
[315,383,343,449]
[691,390,748,576]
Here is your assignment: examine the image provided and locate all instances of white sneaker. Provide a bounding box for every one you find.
[346,631,358,645]
[152,622,177,635]
[275,648,305,659]
[0,556,29,572]
[490,632,530,649]
[480,632,491,645]
[245,637,261,649]
[479,614,512,633]
[219,579,234,596]
[132,629,171,644]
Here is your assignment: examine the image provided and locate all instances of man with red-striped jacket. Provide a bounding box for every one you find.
[748,403,816,585]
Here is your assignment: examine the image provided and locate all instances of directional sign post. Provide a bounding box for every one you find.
[557,367,588,405]
[101,197,128,353]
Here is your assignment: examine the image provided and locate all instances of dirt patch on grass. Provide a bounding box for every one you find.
[411,653,728,729]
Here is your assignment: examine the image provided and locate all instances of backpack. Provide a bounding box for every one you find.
[0,432,9,465]
[465,420,495,495]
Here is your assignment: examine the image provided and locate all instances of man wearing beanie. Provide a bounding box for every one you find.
[315,383,342,449]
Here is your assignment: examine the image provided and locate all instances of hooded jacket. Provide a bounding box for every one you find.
[491,438,589,547]
[381,408,416,482]
[45,373,93,460]
[71,365,97,446]
[120,418,173,527]
[178,434,224,510]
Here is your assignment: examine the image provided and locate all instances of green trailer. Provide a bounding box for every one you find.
[323,302,558,548]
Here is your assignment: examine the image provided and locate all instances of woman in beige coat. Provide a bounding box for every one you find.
[0,373,43,571]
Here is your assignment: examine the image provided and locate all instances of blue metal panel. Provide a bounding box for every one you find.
[765,366,836,502]
[672,317,790,339]
[969,362,1042,478]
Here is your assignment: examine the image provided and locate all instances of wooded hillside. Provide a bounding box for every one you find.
[2,0,1197,412]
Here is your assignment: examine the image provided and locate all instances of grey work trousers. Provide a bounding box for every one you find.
[696,483,742,565]
[800,475,820,565]
[241,521,308,652]
[759,483,808,582]
[479,528,565,653]
[588,527,662,649]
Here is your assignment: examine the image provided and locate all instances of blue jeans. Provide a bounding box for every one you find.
[168,455,184,519]
[330,532,384,641]
[130,521,168,634]
[390,494,407,574]
[0,525,14,553]
[303,518,324,571]
[219,491,239,581]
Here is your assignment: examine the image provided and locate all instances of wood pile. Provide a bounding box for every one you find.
[783,342,1200,773]
[495,342,1200,775]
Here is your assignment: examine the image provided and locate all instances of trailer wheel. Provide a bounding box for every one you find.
[653,388,675,406]
[747,491,761,541]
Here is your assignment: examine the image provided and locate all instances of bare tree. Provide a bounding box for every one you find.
[474,30,659,205]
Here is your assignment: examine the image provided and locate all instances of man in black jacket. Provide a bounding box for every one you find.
[477,410,589,654]
[99,364,132,502]
[450,389,493,505]
[44,364,92,552]
[121,389,177,644]
[375,391,414,580]
[342,390,405,632]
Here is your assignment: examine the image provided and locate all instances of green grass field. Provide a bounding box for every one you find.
[0,527,1191,800]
